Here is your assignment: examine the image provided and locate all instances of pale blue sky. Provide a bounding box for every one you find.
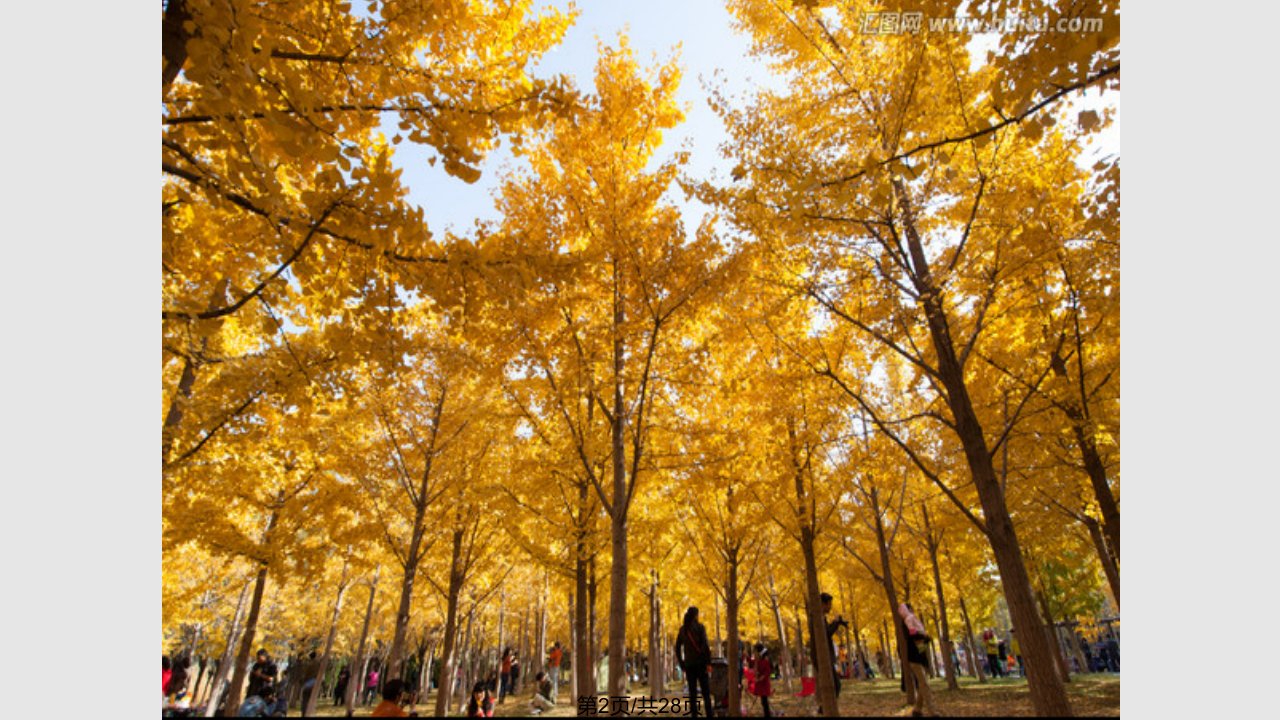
[389,1,1119,239]
[392,0,772,238]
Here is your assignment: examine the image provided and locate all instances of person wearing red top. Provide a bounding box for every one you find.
[499,648,513,704]
[547,642,563,698]
[753,644,774,718]
[162,656,172,698]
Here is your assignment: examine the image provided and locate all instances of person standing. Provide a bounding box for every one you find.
[898,603,938,717]
[817,592,849,695]
[674,607,715,718]
[753,643,774,718]
[334,666,351,706]
[509,651,521,694]
[364,666,381,706]
[983,630,1002,678]
[547,642,563,699]
[499,648,513,704]
[247,649,278,700]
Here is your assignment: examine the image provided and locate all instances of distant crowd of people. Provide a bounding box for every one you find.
[164,593,1117,718]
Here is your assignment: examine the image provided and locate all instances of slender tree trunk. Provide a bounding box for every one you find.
[588,558,598,695]
[726,555,743,717]
[800,532,838,715]
[570,589,579,701]
[607,472,629,699]
[879,620,894,680]
[788,604,798,676]
[433,527,466,718]
[923,508,959,690]
[577,553,593,702]
[223,561,270,717]
[1083,515,1120,609]
[1036,590,1071,684]
[606,261,630,702]
[714,593,723,657]
[457,607,476,714]
[868,489,912,703]
[767,575,794,693]
[850,602,866,681]
[648,570,661,697]
[305,568,349,716]
[345,568,379,716]
[957,594,986,683]
[202,580,251,717]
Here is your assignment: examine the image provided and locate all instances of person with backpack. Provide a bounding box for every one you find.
[674,606,715,718]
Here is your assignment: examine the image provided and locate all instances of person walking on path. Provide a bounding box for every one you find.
[674,607,715,718]
[899,603,939,718]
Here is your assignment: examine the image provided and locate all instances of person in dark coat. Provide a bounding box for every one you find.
[334,666,351,705]
[674,606,715,718]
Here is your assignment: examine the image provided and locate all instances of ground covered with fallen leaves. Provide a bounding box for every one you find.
[311,673,1119,717]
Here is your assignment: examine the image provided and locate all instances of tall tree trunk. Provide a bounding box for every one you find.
[388,392,446,678]
[345,568,380,716]
[1036,590,1071,684]
[648,570,661,697]
[850,602,866,681]
[800,532,838,715]
[879,620,894,680]
[726,555,743,717]
[433,528,466,718]
[570,590,579,701]
[788,607,798,676]
[923,507,959,690]
[1083,515,1120,609]
[868,489,912,703]
[895,180,1073,716]
[957,594,986,683]
[606,258,630,702]
[577,554,593,702]
[223,562,270,717]
[767,575,794,692]
[305,567,349,717]
[498,590,507,662]
[714,593,723,657]
[588,557,598,695]
[202,580,251,717]
[456,607,476,714]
